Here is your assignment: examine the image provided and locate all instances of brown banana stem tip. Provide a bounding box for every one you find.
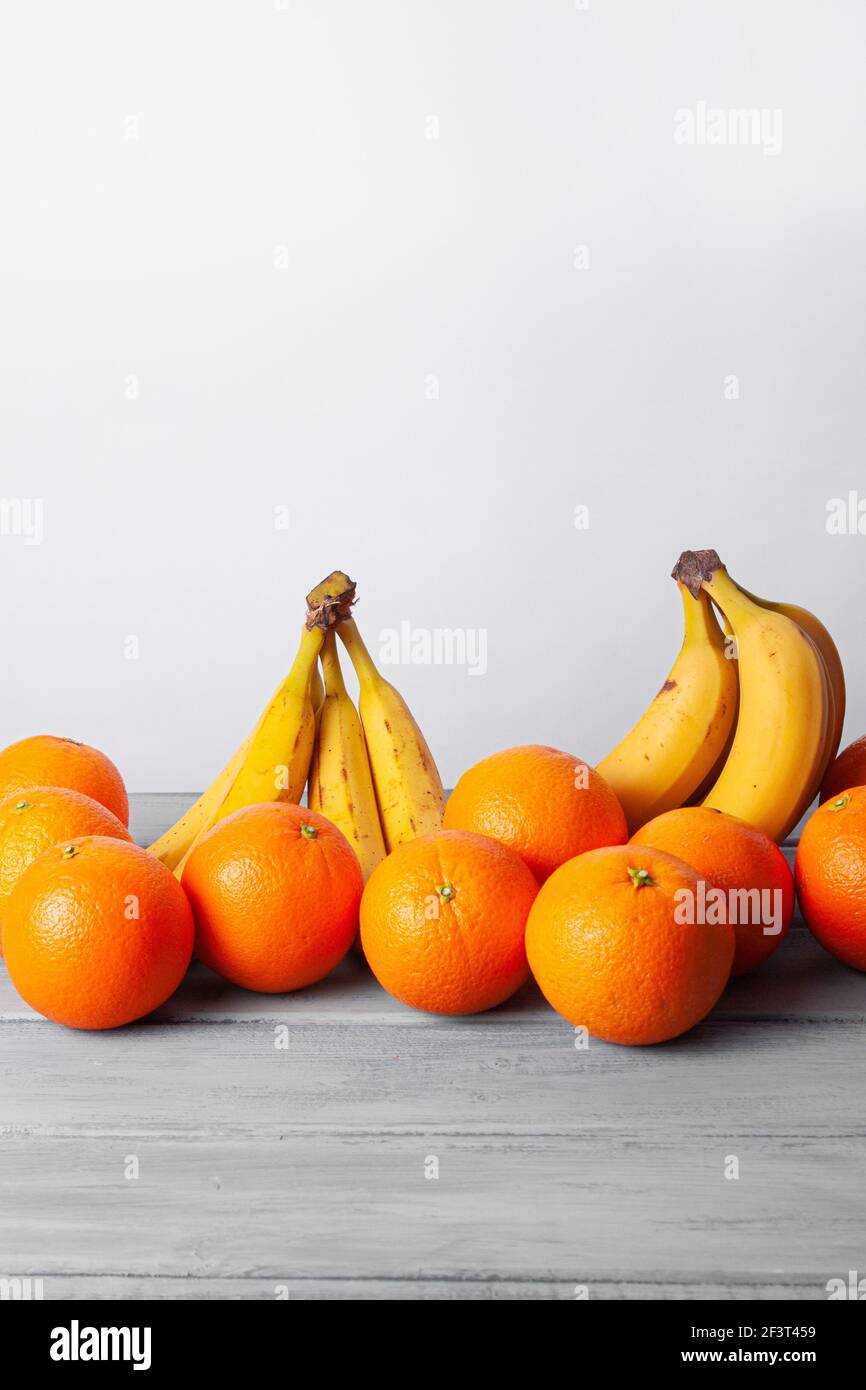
[305,570,357,631]
[671,549,724,598]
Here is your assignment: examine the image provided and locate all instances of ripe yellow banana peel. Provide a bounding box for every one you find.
[740,587,845,770]
[673,550,834,842]
[597,583,738,834]
[334,614,446,851]
[308,629,386,881]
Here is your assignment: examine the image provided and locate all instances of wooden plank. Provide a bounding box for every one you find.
[0,1012,864,1139]
[127,793,197,849]
[0,1133,861,1288]
[17,1275,830,1302]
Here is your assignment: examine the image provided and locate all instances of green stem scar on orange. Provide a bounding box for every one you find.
[830,794,851,812]
[12,801,31,814]
[627,866,654,889]
[62,844,81,859]
[300,823,318,840]
[437,882,457,903]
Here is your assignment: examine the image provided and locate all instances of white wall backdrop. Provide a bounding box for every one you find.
[2,1,865,791]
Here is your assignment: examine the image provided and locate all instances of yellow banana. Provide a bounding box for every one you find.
[172,624,324,880]
[597,583,738,833]
[741,588,845,767]
[310,660,325,716]
[148,736,253,870]
[152,645,323,873]
[308,630,386,880]
[682,595,840,814]
[305,662,325,808]
[215,623,323,820]
[673,551,831,842]
[335,616,445,850]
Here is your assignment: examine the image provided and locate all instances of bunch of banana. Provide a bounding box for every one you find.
[305,572,445,861]
[148,572,351,875]
[673,550,840,842]
[598,551,844,843]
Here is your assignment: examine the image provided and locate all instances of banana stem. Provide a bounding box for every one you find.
[309,659,325,711]
[336,617,379,686]
[320,629,349,700]
[679,582,725,647]
[671,549,724,598]
[671,551,748,623]
[699,567,751,620]
[286,625,324,693]
[305,571,357,630]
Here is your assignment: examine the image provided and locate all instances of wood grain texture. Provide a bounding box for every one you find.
[1,1014,865,1140]
[1,1135,862,1292]
[0,794,862,1302]
[24,1276,831,1302]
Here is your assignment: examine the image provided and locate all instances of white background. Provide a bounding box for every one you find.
[2,0,864,792]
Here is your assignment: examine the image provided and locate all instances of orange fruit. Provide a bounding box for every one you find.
[4,836,194,1030]
[0,787,132,949]
[182,802,362,992]
[629,806,794,977]
[443,744,627,882]
[821,734,866,805]
[0,735,128,825]
[360,829,538,1015]
[795,787,866,971]
[526,844,734,1045]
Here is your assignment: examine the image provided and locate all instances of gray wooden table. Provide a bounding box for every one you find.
[1,793,864,1301]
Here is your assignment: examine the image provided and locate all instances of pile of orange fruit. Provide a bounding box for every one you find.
[1,729,866,1044]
